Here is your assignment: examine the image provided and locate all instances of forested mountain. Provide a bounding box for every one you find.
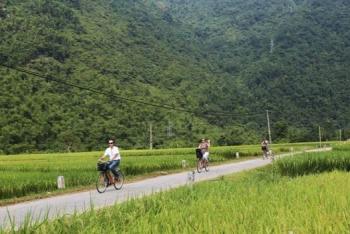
[0,0,349,154]
[153,0,350,140]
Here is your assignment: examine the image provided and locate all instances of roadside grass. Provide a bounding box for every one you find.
[0,156,257,206]
[8,164,350,233]
[0,143,319,203]
[276,143,350,176]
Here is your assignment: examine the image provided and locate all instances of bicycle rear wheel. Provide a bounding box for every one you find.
[96,172,108,193]
[197,160,203,173]
[113,171,124,190]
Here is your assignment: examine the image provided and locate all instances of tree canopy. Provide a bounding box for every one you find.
[0,0,349,154]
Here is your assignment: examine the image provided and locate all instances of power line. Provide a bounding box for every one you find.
[0,63,265,118]
[79,39,257,116]
[0,28,265,117]
[0,64,189,110]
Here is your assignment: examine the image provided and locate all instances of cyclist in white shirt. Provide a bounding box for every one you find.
[99,139,121,178]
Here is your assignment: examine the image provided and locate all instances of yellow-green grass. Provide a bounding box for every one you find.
[10,167,350,233]
[0,143,317,202]
[276,143,350,177]
[333,142,350,151]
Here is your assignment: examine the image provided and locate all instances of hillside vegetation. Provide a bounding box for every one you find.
[0,0,349,153]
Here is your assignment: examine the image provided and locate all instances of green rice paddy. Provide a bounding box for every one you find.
[0,143,317,201]
[8,143,349,233]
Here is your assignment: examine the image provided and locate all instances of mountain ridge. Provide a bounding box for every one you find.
[0,0,349,153]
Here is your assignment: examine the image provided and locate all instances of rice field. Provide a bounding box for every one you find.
[0,143,317,201]
[276,144,350,176]
[9,145,350,234]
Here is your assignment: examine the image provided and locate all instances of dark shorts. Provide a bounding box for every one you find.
[195,148,203,159]
[261,146,267,151]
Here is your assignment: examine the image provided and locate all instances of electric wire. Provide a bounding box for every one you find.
[0,63,266,118]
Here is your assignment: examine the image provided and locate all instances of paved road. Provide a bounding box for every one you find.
[0,148,332,229]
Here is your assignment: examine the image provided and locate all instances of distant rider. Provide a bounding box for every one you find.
[198,138,210,162]
[99,139,121,179]
[261,138,269,159]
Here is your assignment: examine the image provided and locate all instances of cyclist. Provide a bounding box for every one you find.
[99,139,121,182]
[198,138,210,162]
[261,138,269,159]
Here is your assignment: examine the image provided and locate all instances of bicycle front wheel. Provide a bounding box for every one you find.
[113,171,124,190]
[197,160,203,173]
[96,172,108,193]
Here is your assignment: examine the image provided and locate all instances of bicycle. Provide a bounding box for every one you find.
[195,148,209,173]
[262,149,275,161]
[96,161,124,193]
[268,150,275,161]
[197,157,209,173]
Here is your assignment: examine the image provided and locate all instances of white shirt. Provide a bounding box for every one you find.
[104,146,121,161]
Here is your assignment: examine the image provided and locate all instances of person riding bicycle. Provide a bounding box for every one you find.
[99,139,121,181]
[261,138,269,159]
[198,138,210,162]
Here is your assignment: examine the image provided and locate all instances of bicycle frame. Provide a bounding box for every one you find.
[96,161,124,193]
[105,170,114,184]
[197,158,209,173]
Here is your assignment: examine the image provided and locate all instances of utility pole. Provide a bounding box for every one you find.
[288,0,297,12]
[266,110,272,144]
[318,126,322,148]
[149,123,153,150]
[339,129,342,141]
[167,121,172,137]
[270,38,274,54]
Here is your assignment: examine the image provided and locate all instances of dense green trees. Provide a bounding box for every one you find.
[0,0,349,154]
[160,0,350,139]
